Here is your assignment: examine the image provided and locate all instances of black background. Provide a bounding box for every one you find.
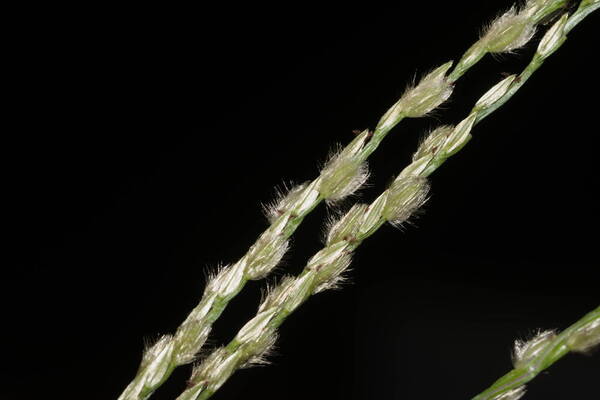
[4,1,599,399]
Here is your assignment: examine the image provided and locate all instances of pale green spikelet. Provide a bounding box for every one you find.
[412,126,454,161]
[483,6,536,53]
[537,13,568,57]
[325,203,369,245]
[376,61,454,131]
[567,317,600,353]
[512,330,557,369]
[382,177,430,228]
[474,75,517,111]
[262,182,310,223]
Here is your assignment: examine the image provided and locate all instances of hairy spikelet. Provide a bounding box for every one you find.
[319,130,371,203]
[512,330,557,368]
[325,203,369,245]
[481,6,536,53]
[377,62,454,130]
[262,181,308,222]
[383,177,430,228]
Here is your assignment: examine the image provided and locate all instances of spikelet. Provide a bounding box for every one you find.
[512,330,557,368]
[377,62,454,130]
[319,130,371,203]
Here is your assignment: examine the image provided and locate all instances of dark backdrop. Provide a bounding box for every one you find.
[4,1,599,399]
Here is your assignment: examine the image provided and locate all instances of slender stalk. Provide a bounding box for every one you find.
[119,2,580,399]
[175,6,598,398]
[471,305,600,400]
